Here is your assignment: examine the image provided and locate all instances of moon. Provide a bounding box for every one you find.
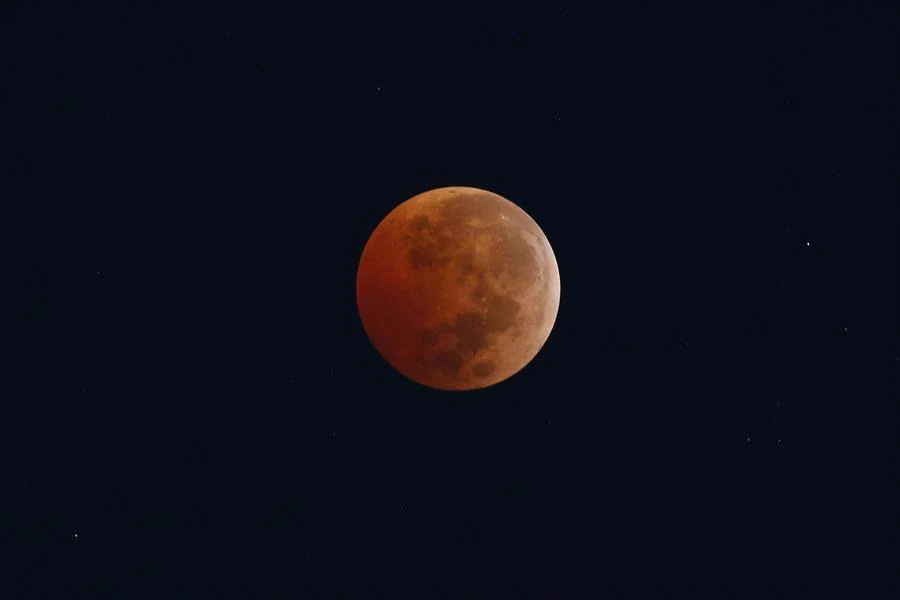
[356,186,561,391]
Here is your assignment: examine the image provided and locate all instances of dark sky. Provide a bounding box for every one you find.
[5,1,895,596]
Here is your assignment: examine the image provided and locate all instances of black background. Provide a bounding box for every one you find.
[5,1,895,596]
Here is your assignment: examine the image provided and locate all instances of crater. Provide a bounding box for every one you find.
[487,228,538,284]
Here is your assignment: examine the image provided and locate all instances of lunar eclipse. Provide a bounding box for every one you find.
[356,186,561,391]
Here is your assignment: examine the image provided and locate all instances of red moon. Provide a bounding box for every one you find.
[356,187,561,391]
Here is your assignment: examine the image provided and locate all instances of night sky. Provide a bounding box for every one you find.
[6,2,895,596]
